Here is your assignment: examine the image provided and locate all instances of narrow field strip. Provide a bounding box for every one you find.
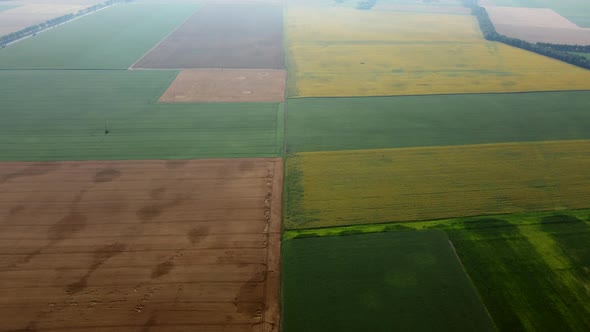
[286,92,590,153]
[285,140,590,229]
[0,158,283,331]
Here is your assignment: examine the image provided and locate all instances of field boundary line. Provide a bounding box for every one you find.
[289,89,590,100]
[261,159,283,332]
[128,5,202,70]
[448,239,498,330]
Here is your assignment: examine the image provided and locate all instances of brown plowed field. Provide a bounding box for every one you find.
[159,69,286,103]
[133,4,284,69]
[0,158,282,332]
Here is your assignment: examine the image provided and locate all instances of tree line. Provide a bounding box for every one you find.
[462,0,590,70]
[1,0,129,48]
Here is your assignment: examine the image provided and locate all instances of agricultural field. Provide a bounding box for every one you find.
[0,70,283,161]
[286,7,590,97]
[0,158,282,331]
[488,0,590,27]
[286,92,590,153]
[159,69,287,103]
[285,140,590,229]
[133,3,284,69]
[484,6,590,45]
[286,210,590,331]
[282,230,495,332]
[0,2,94,36]
[0,3,199,69]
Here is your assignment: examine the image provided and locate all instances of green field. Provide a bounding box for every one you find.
[282,230,495,332]
[0,3,199,69]
[490,0,590,27]
[286,210,590,331]
[0,70,283,161]
[286,92,590,153]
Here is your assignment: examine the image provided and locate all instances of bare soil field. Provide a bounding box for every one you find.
[133,3,284,69]
[159,69,286,103]
[0,1,103,36]
[485,6,590,45]
[0,158,282,332]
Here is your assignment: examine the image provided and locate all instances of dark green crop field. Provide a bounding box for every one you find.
[286,92,590,153]
[282,230,495,332]
[0,70,283,161]
[0,3,199,69]
[286,209,590,331]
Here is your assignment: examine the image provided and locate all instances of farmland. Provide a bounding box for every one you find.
[286,210,590,331]
[0,3,199,69]
[0,70,283,161]
[285,140,590,229]
[159,69,287,103]
[0,3,90,36]
[0,158,282,331]
[282,230,495,332]
[488,0,590,27]
[133,3,284,69]
[286,8,590,97]
[286,92,590,153]
[484,6,590,45]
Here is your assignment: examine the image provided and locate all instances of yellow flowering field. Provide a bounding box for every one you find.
[286,8,590,97]
[285,140,590,229]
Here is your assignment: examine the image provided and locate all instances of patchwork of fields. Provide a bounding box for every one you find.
[286,210,590,331]
[0,3,200,69]
[1,0,590,331]
[0,70,283,160]
[286,7,590,97]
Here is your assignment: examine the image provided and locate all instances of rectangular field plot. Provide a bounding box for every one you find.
[489,0,590,28]
[159,69,286,103]
[286,8,590,97]
[282,231,495,332]
[0,70,283,161]
[133,4,284,69]
[285,210,590,331]
[285,140,590,229]
[0,158,283,331]
[485,6,590,45]
[286,92,590,153]
[0,3,199,69]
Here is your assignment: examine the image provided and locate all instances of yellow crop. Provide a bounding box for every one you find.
[286,8,590,97]
[285,140,590,229]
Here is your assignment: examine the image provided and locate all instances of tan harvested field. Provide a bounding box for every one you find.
[133,3,284,69]
[485,6,590,44]
[0,158,282,332]
[0,1,103,36]
[159,69,286,103]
